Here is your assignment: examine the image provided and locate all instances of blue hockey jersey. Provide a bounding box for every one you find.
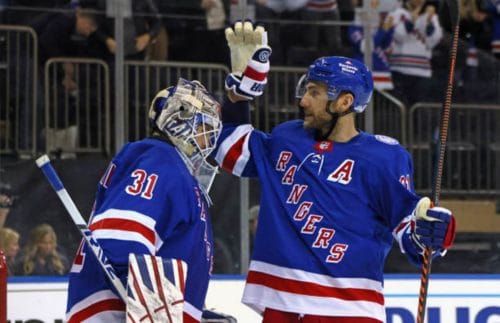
[66,137,213,323]
[214,115,420,321]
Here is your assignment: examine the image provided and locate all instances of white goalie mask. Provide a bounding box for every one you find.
[149,78,222,192]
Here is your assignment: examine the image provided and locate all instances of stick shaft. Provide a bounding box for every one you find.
[36,155,127,300]
[416,1,460,321]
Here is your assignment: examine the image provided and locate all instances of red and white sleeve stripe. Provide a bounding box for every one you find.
[215,125,253,176]
[90,209,163,254]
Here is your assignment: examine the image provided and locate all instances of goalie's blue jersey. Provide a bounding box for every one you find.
[66,137,213,323]
[214,113,420,322]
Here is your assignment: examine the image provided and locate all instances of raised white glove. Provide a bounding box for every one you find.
[225,21,272,100]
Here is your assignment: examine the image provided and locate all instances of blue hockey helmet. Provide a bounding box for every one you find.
[296,56,374,113]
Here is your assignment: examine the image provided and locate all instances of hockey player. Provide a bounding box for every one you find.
[215,21,456,322]
[66,78,222,322]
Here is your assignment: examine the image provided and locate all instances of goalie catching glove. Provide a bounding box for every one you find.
[225,21,272,100]
[395,197,456,266]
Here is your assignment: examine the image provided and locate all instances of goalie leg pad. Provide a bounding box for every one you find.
[126,254,188,323]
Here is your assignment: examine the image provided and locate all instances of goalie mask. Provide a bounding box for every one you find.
[295,56,374,113]
[149,79,222,187]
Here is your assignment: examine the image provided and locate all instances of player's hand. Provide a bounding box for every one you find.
[225,21,272,100]
[412,197,456,252]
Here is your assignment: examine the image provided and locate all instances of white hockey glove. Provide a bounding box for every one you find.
[126,254,188,323]
[225,21,272,100]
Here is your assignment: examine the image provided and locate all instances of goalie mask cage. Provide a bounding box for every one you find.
[0,250,6,323]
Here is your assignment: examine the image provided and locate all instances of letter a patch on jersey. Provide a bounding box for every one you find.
[327,159,355,185]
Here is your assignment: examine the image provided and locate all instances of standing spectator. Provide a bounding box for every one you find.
[87,0,165,60]
[17,223,69,276]
[439,0,489,101]
[0,189,14,228]
[388,0,443,107]
[349,0,396,90]
[488,0,500,58]
[199,0,229,63]
[255,0,308,65]
[0,227,20,275]
[303,0,343,57]
[37,8,98,158]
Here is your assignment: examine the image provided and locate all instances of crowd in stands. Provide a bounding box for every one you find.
[0,0,499,276]
[0,0,498,106]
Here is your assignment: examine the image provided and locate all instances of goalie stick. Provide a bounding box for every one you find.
[36,154,128,301]
[416,0,460,322]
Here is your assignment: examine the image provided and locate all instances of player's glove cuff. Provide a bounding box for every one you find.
[225,46,271,100]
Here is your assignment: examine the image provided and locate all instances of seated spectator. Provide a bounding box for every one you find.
[349,0,396,90]
[17,223,69,276]
[0,227,20,275]
[387,0,443,107]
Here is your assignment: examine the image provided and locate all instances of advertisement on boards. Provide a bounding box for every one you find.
[6,275,500,323]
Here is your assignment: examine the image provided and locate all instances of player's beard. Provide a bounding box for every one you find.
[302,101,339,140]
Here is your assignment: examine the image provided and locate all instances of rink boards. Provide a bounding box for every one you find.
[5,274,500,323]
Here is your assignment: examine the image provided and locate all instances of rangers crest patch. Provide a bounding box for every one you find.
[375,135,399,145]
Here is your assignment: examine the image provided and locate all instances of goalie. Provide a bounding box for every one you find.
[66,79,222,322]
[214,21,456,322]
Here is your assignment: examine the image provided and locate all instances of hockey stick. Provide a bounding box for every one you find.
[35,154,127,301]
[416,1,460,322]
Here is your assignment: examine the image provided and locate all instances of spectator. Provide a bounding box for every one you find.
[87,0,165,60]
[388,0,443,107]
[36,8,98,158]
[199,0,229,64]
[17,223,69,275]
[0,195,12,228]
[489,0,500,58]
[0,182,15,228]
[303,0,343,58]
[349,0,396,90]
[0,227,20,275]
[255,0,308,65]
[436,0,489,102]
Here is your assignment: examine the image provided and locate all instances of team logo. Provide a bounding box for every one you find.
[257,48,271,63]
[375,134,399,145]
[314,140,333,153]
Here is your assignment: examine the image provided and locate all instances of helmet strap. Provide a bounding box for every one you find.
[315,101,353,141]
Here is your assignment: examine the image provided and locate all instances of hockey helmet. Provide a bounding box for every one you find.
[149,78,222,172]
[296,56,374,113]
